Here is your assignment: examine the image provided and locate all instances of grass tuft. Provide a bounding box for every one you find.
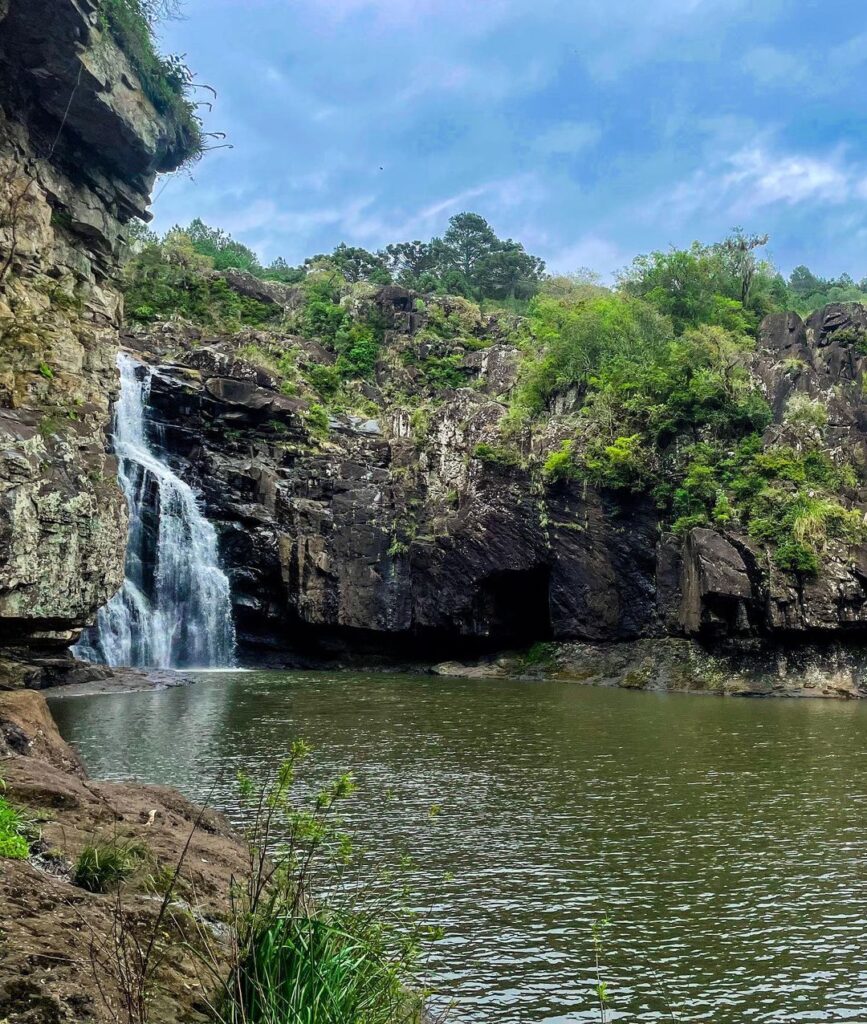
[0,795,29,860]
[73,838,147,892]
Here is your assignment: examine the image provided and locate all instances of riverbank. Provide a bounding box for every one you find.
[0,689,249,1022]
[1,686,436,1024]
[20,632,867,703]
[432,637,867,698]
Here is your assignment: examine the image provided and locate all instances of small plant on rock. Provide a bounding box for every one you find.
[0,793,29,860]
[73,837,147,893]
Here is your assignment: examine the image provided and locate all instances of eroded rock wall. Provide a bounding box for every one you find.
[127,295,867,662]
[0,0,191,671]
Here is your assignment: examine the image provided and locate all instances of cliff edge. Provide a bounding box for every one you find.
[0,0,195,683]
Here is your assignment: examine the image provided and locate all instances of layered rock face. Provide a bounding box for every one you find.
[672,304,867,638]
[128,296,867,661]
[0,0,191,675]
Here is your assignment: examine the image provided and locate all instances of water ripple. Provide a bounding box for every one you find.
[51,672,867,1023]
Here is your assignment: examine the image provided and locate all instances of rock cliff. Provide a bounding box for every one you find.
[0,0,194,681]
[120,295,867,666]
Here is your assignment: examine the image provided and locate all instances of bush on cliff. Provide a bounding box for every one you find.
[124,230,280,329]
[99,0,203,163]
[668,437,863,573]
[517,243,862,573]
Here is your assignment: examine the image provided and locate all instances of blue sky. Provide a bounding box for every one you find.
[151,0,867,280]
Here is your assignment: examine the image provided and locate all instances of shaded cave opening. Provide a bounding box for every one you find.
[474,566,553,645]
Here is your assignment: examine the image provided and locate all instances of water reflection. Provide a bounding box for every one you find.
[51,672,867,1023]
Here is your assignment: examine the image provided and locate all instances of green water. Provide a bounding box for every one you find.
[50,671,867,1023]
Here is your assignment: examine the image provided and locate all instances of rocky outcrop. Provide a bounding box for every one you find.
[431,638,867,699]
[0,688,249,1023]
[0,0,192,675]
[117,297,867,664]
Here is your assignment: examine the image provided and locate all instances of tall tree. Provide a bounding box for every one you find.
[788,265,825,297]
[439,212,499,281]
[382,241,436,284]
[475,240,545,299]
[714,228,769,306]
[305,243,390,284]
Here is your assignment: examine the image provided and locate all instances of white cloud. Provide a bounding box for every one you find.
[740,46,804,87]
[723,147,848,208]
[741,33,867,94]
[650,143,857,223]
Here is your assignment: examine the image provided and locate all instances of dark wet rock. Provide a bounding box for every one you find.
[679,529,753,637]
[123,295,867,667]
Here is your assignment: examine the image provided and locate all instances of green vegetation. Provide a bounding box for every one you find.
[124,230,280,329]
[99,0,202,163]
[126,211,546,307]
[305,402,330,437]
[785,265,867,316]
[668,437,861,574]
[0,794,28,859]
[73,837,147,892]
[511,233,865,574]
[221,743,433,1024]
[119,215,867,577]
[473,442,522,470]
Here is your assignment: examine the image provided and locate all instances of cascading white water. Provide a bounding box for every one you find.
[75,353,236,668]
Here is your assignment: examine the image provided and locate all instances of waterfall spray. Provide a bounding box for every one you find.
[75,353,236,668]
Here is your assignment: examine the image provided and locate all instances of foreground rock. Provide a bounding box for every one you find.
[0,690,248,1022]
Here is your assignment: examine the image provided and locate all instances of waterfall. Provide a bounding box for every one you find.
[75,353,236,669]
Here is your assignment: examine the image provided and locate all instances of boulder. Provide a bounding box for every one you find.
[679,529,753,637]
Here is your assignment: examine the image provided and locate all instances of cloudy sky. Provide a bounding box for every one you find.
[151,0,867,280]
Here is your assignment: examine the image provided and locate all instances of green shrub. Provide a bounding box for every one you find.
[422,354,466,389]
[773,539,819,576]
[582,434,652,492]
[305,403,330,438]
[73,838,146,892]
[672,512,710,534]
[542,440,576,482]
[784,393,828,432]
[0,796,28,860]
[473,442,521,469]
[829,324,867,350]
[305,363,341,398]
[335,322,380,379]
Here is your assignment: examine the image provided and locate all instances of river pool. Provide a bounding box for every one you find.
[50,671,867,1023]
